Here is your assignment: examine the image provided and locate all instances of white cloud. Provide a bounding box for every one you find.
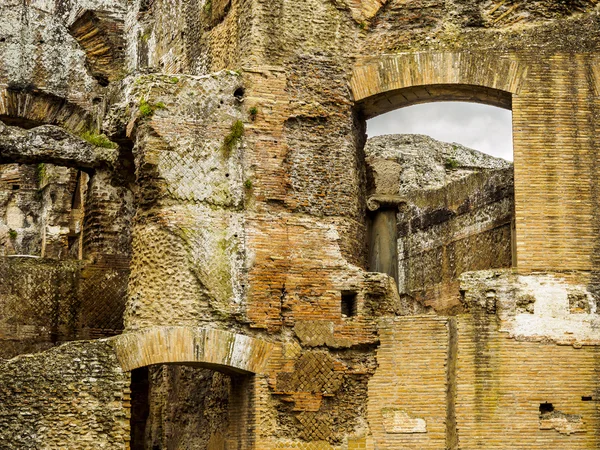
[367,102,513,161]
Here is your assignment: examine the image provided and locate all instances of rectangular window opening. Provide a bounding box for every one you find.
[341,291,357,317]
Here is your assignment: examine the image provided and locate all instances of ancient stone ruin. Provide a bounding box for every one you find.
[1,0,600,448]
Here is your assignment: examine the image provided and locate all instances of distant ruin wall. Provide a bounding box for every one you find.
[398,168,513,313]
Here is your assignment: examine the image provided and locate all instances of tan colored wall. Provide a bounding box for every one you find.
[367,317,449,450]
[0,340,130,449]
[457,314,600,449]
[3,0,600,448]
[0,257,128,358]
[368,311,600,450]
[512,53,600,272]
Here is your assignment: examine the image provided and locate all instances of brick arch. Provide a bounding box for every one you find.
[350,51,528,118]
[0,88,93,132]
[111,326,277,375]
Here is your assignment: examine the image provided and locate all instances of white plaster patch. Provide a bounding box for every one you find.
[540,414,585,435]
[381,408,427,434]
[6,203,24,229]
[502,275,600,345]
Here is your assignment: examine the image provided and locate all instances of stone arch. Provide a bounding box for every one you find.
[111,326,277,375]
[350,51,528,118]
[354,51,523,291]
[0,88,93,132]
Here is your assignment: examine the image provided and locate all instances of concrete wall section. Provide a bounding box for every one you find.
[0,340,130,449]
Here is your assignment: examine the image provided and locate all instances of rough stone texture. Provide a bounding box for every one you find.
[0,339,130,449]
[367,317,449,449]
[0,121,117,168]
[0,257,128,358]
[142,365,233,450]
[365,134,511,195]
[2,0,600,448]
[460,269,600,347]
[456,312,600,449]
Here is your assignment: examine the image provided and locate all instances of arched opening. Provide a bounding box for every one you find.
[130,363,253,450]
[114,327,275,450]
[356,82,516,314]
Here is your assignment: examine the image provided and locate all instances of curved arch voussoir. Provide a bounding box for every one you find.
[351,51,528,117]
[0,88,93,132]
[111,326,277,375]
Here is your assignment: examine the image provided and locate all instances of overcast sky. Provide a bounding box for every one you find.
[367,102,513,161]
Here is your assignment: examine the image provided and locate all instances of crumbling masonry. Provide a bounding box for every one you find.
[1,0,600,448]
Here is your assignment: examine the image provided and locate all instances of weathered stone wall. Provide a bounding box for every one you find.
[367,317,450,450]
[0,339,130,449]
[349,7,600,273]
[129,0,251,76]
[0,164,42,255]
[366,271,600,449]
[1,0,600,448]
[138,365,233,449]
[456,317,600,449]
[0,257,128,359]
[83,168,134,264]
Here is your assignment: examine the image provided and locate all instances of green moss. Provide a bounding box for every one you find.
[169,77,179,84]
[139,99,153,117]
[222,120,244,157]
[204,0,212,15]
[36,163,46,182]
[249,106,258,120]
[244,179,253,189]
[8,229,17,239]
[80,131,118,149]
[139,99,166,118]
[445,157,459,170]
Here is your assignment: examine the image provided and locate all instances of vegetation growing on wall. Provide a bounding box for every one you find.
[222,120,244,157]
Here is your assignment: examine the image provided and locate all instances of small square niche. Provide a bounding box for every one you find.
[341,291,357,318]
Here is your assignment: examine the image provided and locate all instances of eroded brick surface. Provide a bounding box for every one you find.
[1,0,600,448]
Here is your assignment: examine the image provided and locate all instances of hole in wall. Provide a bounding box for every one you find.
[12,184,19,190]
[234,87,245,101]
[97,76,110,87]
[539,402,554,414]
[0,115,44,129]
[582,396,593,401]
[341,291,358,317]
